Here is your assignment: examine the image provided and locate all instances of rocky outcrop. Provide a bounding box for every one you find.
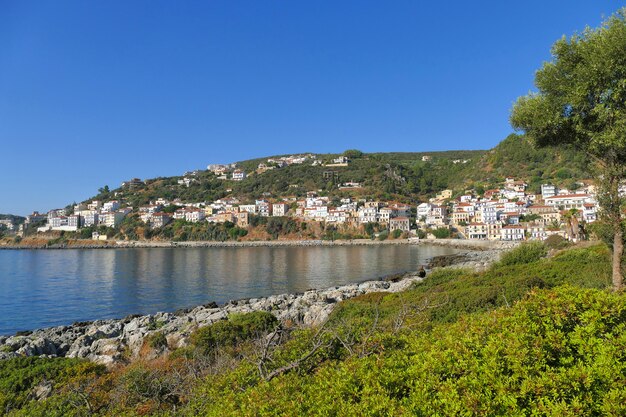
[0,274,422,367]
[428,249,505,271]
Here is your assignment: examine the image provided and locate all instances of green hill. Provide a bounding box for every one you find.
[84,134,590,209]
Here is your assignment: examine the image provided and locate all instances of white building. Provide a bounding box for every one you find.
[185,208,206,223]
[87,201,101,211]
[232,170,247,181]
[83,211,99,227]
[304,206,329,220]
[358,207,378,224]
[327,209,349,224]
[256,200,272,217]
[378,207,394,224]
[272,203,289,217]
[466,223,487,240]
[151,213,172,228]
[501,225,525,241]
[417,203,433,220]
[544,194,592,210]
[103,201,120,212]
[389,217,410,233]
[239,204,257,214]
[479,205,498,224]
[101,211,126,228]
[582,203,598,223]
[541,184,557,199]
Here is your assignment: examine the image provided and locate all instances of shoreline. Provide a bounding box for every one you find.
[0,237,518,250]
[0,244,510,366]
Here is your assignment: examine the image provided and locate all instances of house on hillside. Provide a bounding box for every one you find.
[389,217,410,233]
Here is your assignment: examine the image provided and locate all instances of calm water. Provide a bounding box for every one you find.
[0,245,459,335]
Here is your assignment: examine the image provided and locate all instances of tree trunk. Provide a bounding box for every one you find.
[613,227,624,291]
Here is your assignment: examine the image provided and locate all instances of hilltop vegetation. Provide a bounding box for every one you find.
[86,134,589,208]
[2,243,621,416]
[463,134,589,194]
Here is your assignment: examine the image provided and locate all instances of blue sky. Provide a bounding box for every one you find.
[0,1,618,215]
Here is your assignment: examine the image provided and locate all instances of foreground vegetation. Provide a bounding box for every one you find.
[2,243,622,416]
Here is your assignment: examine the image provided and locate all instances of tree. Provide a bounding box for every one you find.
[343,149,364,159]
[511,9,626,291]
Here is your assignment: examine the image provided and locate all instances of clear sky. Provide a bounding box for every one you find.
[0,1,618,215]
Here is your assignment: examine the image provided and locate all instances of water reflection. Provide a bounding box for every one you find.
[0,245,459,334]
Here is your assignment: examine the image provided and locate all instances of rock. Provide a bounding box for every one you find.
[31,380,53,401]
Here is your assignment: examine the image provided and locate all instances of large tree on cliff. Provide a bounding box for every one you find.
[511,9,626,291]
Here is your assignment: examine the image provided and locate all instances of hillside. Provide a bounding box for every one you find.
[84,134,589,208]
[0,214,25,224]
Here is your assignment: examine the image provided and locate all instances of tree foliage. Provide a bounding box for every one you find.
[511,8,626,291]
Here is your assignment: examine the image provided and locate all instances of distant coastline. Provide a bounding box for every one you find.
[0,238,516,251]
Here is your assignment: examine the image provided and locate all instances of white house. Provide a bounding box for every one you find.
[185,208,206,223]
[232,170,247,181]
[501,225,525,241]
[101,211,126,228]
[83,211,99,227]
[417,203,433,220]
[103,200,120,212]
[256,200,272,217]
[358,207,378,224]
[582,203,598,223]
[541,184,557,199]
[272,203,289,217]
[544,194,591,210]
[389,217,410,233]
[239,204,257,214]
[466,223,487,240]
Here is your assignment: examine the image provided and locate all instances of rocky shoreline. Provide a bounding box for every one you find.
[0,275,423,366]
[0,242,512,367]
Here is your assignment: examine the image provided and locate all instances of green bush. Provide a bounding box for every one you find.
[544,234,571,250]
[190,311,278,355]
[497,241,547,266]
[186,286,626,416]
[0,357,104,413]
[432,227,451,238]
[146,332,168,350]
[391,229,403,239]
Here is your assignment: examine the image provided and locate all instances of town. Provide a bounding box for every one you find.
[9,151,600,243]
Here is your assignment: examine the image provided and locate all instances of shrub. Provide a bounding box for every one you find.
[146,332,168,350]
[432,228,451,239]
[391,229,403,239]
[0,357,104,413]
[497,241,547,266]
[190,311,278,355]
[229,311,278,338]
[119,363,180,409]
[187,286,626,416]
[544,234,571,250]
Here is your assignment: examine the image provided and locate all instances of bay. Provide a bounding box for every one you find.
[0,244,459,335]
